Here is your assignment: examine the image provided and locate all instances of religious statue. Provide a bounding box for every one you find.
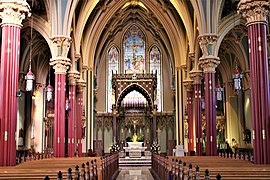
[132,133,138,142]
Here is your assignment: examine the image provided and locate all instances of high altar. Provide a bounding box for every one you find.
[123,142,147,158]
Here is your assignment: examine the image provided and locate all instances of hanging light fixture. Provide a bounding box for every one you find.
[232,64,242,90]
[25,10,35,91]
[46,67,53,101]
[216,77,223,101]
[65,97,70,111]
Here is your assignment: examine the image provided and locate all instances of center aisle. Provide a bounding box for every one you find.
[116,167,154,180]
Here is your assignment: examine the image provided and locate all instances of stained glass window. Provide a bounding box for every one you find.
[150,46,161,111]
[123,25,145,74]
[107,46,119,112]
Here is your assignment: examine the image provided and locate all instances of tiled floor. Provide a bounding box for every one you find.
[116,167,154,180]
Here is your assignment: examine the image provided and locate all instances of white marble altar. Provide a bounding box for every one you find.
[173,145,185,156]
[123,142,147,158]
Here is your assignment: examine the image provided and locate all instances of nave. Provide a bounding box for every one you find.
[0,155,270,179]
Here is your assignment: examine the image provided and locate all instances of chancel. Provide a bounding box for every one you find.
[0,0,270,179]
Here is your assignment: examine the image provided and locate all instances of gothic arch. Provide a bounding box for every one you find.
[116,84,153,111]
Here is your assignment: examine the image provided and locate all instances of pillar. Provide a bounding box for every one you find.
[152,106,157,143]
[190,70,203,156]
[50,37,72,157]
[238,0,270,164]
[112,106,118,143]
[67,71,79,157]
[198,34,220,156]
[183,79,194,153]
[77,78,86,156]
[0,1,30,166]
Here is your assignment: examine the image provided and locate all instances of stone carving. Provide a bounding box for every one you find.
[190,70,203,85]
[238,0,270,24]
[0,1,30,26]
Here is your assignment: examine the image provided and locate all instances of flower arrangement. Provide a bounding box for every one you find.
[151,141,161,152]
[110,144,120,152]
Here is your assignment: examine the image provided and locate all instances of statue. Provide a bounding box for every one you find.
[132,133,138,142]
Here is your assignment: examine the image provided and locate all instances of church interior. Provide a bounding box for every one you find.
[0,0,270,179]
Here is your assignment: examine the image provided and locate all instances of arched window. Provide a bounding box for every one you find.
[150,46,161,111]
[107,46,119,112]
[123,25,145,74]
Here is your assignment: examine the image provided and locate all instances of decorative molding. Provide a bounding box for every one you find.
[50,57,71,74]
[190,70,203,85]
[199,55,220,73]
[67,70,80,85]
[238,0,269,25]
[77,78,86,92]
[51,36,72,58]
[183,79,194,92]
[198,34,218,57]
[0,1,30,27]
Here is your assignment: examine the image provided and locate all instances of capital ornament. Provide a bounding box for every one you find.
[183,79,194,92]
[50,57,71,74]
[198,34,218,57]
[199,56,220,73]
[51,36,72,58]
[238,0,270,25]
[77,78,86,92]
[0,1,30,27]
[68,70,80,85]
[190,70,203,85]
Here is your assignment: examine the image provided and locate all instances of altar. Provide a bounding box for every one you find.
[123,142,147,158]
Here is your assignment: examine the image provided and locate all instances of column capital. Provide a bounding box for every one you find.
[188,52,195,61]
[238,0,269,25]
[190,70,203,84]
[77,78,86,92]
[51,36,72,58]
[183,79,194,92]
[0,1,30,27]
[67,70,80,85]
[198,34,218,57]
[199,56,220,73]
[50,57,71,74]
[175,66,181,71]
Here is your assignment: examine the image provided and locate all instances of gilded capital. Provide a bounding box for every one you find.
[50,57,71,74]
[199,56,220,73]
[190,70,203,85]
[198,34,218,57]
[183,79,194,92]
[238,0,269,25]
[68,70,80,85]
[0,0,30,27]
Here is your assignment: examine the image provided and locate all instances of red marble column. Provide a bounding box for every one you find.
[190,70,203,156]
[0,1,30,166]
[194,84,202,155]
[204,72,217,156]
[76,89,83,156]
[54,74,67,157]
[50,37,72,158]
[187,90,194,153]
[198,34,220,156]
[68,85,76,157]
[238,0,270,164]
